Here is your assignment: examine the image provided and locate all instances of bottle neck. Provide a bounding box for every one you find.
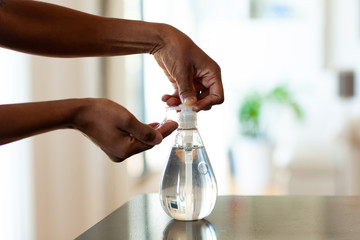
[174,128,203,148]
[178,126,197,130]
[178,113,197,129]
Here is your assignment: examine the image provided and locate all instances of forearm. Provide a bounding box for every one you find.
[0,0,166,57]
[0,99,84,144]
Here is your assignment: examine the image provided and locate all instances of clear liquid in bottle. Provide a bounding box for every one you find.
[159,105,217,221]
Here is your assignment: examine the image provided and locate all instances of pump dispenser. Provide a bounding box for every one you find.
[159,105,217,221]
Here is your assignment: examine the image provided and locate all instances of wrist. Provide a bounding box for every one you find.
[147,22,172,54]
[150,23,180,54]
[102,19,168,55]
[68,98,96,131]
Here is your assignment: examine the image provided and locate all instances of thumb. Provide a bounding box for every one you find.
[177,74,197,106]
[125,118,163,145]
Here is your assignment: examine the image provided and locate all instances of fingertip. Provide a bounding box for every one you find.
[157,120,178,138]
[161,94,171,102]
[166,119,179,130]
[194,99,212,111]
[166,97,182,107]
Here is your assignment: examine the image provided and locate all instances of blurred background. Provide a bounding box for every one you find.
[2,0,360,239]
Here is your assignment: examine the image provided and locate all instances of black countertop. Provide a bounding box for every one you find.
[76,194,360,239]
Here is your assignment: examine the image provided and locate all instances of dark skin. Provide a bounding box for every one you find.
[0,0,224,162]
[0,98,178,162]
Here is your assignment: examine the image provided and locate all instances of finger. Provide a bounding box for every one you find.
[110,121,178,162]
[176,70,197,106]
[161,94,172,102]
[198,89,209,100]
[148,122,160,128]
[208,80,225,105]
[156,120,178,138]
[193,62,223,110]
[161,88,182,106]
[193,80,208,92]
[161,89,179,101]
[161,95,182,106]
[123,116,163,145]
[195,96,220,111]
[196,80,224,110]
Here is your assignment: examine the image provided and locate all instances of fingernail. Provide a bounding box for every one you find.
[182,96,197,106]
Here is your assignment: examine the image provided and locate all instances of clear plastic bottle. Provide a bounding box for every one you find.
[159,105,217,221]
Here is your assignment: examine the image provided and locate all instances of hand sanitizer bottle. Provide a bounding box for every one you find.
[159,105,217,221]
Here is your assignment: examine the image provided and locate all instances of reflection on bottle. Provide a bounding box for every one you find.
[163,219,217,240]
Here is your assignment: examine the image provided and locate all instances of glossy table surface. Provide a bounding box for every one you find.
[76,194,360,240]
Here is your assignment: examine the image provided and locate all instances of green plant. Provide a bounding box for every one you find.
[239,85,303,138]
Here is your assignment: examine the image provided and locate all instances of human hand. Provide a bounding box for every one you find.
[0,1,223,110]
[1,1,223,110]
[74,98,178,162]
[153,25,224,111]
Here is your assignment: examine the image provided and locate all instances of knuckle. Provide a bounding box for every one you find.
[178,83,194,95]
[216,65,222,75]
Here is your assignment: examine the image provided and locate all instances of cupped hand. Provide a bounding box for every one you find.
[153,24,224,111]
[74,98,178,162]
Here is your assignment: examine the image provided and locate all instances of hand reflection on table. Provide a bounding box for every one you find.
[162,219,217,240]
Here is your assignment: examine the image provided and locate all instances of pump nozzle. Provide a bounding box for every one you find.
[167,105,197,129]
